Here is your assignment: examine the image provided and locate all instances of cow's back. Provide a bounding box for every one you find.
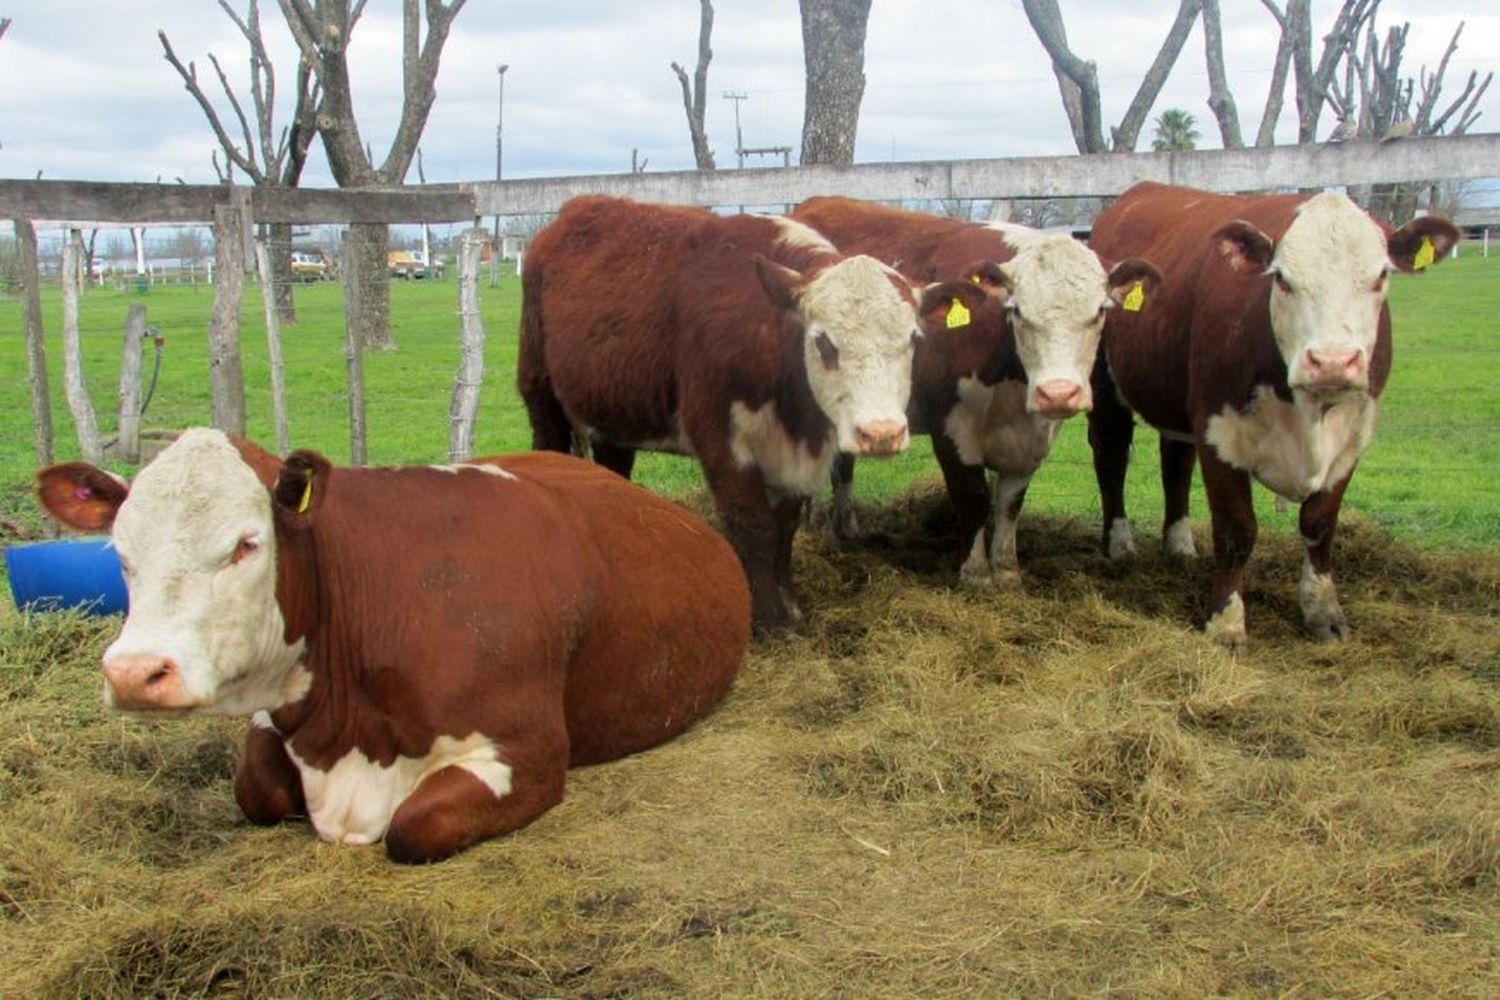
[793,196,1018,280]
[498,452,750,764]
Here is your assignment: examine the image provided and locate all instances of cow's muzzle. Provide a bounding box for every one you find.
[1299,347,1367,392]
[1031,379,1089,419]
[102,653,195,711]
[852,419,909,456]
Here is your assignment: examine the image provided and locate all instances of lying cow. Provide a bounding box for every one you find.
[1087,181,1458,649]
[518,195,975,632]
[791,196,1159,589]
[36,429,750,862]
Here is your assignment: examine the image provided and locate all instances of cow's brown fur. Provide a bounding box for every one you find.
[1086,181,1459,646]
[517,195,963,631]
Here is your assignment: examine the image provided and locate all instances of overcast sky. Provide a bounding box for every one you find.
[2,1,1495,190]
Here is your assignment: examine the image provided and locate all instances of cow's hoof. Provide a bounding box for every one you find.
[1204,594,1247,654]
[991,568,1024,593]
[1107,519,1138,562]
[958,561,991,589]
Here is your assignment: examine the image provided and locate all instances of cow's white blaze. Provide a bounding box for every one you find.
[104,428,305,715]
[1268,192,1393,393]
[1204,385,1377,502]
[990,225,1114,414]
[287,733,512,846]
[795,255,919,455]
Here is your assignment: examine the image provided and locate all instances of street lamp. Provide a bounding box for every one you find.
[492,63,509,285]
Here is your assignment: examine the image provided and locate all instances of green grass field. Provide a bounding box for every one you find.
[3,250,1496,549]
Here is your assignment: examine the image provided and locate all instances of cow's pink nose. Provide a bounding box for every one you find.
[1304,347,1364,388]
[1033,379,1086,417]
[102,654,190,710]
[853,420,909,456]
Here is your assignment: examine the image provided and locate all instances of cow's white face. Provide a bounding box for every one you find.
[992,229,1116,418]
[792,254,920,456]
[103,429,306,715]
[1266,193,1393,396]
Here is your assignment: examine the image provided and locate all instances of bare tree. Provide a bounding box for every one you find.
[160,0,320,324]
[1199,0,1242,148]
[798,0,871,165]
[671,0,716,170]
[278,0,469,351]
[1022,0,1203,153]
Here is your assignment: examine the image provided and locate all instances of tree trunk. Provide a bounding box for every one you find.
[1255,1,1296,147]
[209,199,248,436]
[60,230,103,464]
[672,0,717,170]
[15,218,55,468]
[448,228,489,462]
[799,0,872,165]
[347,222,393,352]
[1022,0,1106,153]
[269,221,297,324]
[253,237,292,455]
[340,228,367,465]
[117,303,147,464]
[1113,0,1203,151]
[1200,0,1244,148]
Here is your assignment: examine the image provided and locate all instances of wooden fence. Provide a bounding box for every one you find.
[7,134,1499,468]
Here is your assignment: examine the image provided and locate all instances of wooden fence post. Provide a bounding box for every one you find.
[208,194,248,435]
[448,228,489,462]
[60,229,103,464]
[14,219,54,469]
[340,228,367,466]
[117,303,148,463]
[253,237,291,455]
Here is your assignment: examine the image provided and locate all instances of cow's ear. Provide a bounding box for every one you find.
[1211,220,1274,274]
[962,260,1012,303]
[753,254,804,309]
[1388,215,1460,273]
[36,462,128,531]
[1105,257,1163,306]
[272,449,332,523]
[918,280,989,333]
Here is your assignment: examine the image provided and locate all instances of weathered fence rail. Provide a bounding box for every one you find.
[2,133,1496,226]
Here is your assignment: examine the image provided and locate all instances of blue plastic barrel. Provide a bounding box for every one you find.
[5,537,128,615]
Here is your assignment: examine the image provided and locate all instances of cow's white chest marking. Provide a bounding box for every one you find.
[729,400,835,496]
[287,734,512,846]
[945,377,1061,475]
[1204,386,1376,502]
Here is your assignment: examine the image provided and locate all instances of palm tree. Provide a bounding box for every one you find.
[1151,109,1200,152]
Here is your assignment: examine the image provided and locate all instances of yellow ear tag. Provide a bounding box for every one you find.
[970,273,983,285]
[946,298,971,329]
[297,477,313,515]
[1413,235,1435,271]
[1122,281,1145,312]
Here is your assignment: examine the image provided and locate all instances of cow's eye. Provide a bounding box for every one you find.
[231,535,261,565]
[1273,271,1293,294]
[813,331,839,371]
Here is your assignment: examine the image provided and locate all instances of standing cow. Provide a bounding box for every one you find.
[791,196,1160,589]
[36,429,750,862]
[518,195,976,632]
[1087,181,1458,650]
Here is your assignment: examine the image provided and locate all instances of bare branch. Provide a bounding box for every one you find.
[1021,0,1105,153]
[1113,0,1202,151]
[1199,0,1243,148]
[158,29,263,181]
[207,53,260,176]
[1256,3,1296,145]
[671,0,716,170]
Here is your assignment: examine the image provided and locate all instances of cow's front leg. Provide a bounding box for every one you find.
[933,434,993,587]
[701,458,793,634]
[234,713,306,826]
[1088,364,1137,560]
[1299,475,1353,642]
[1159,435,1198,559]
[385,738,567,864]
[985,472,1032,592]
[1197,444,1257,653]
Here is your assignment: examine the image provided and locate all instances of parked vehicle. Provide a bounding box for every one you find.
[388,249,445,279]
[291,250,333,281]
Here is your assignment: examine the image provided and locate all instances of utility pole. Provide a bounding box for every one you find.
[723,90,747,168]
[492,63,509,288]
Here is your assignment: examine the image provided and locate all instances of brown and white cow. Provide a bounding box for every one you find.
[36,429,750,862]
[1087,181,1458,650]
[518,195,975,632]
[791,196,1160,588]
